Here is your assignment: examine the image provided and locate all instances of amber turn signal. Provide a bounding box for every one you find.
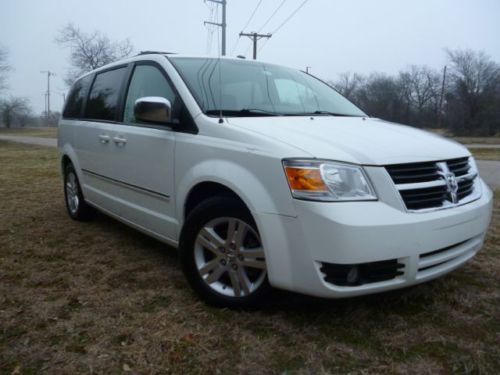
[284,167,328,191]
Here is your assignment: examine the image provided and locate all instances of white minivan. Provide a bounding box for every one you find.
[58,52,493,307]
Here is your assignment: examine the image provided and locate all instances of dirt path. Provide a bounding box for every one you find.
[0,135,57,147]
[476,160,500,189]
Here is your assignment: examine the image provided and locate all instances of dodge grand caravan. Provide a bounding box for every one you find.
[58,52,493,307]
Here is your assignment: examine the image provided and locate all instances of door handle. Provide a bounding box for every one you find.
[98,134,110,144]
[113,136,127,145]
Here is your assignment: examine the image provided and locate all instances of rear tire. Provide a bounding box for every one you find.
[63,163,95,221]
[179,197,271,308]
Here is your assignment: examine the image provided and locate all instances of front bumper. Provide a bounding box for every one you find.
[256,179,493,298]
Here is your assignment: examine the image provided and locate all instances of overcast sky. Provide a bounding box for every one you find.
[1,0,499,114]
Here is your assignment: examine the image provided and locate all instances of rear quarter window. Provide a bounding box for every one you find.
[85,67,127,121]
[63,75,92,119]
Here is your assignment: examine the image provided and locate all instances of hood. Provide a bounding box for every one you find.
[226,116,470,165]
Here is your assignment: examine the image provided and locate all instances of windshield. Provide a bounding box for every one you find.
[169,57,366,117]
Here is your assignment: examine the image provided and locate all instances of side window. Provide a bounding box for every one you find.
[85,67,127,121]
[123,65,177,124]
[63,75,92,118]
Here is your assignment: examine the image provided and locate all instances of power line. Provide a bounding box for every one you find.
[271,0,309,35]
[257,0,287,33]
[259,0,310,54]
[241,0,264,32]
[230,0,264,55]
[240,0,287,58]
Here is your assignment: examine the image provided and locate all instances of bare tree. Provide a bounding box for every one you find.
[399,66,440,112]
[398,65,441,127]
[1,97,33,128]
[331,72,365,102]
[354,73,408,123]
[0,45,11,94]
[445,49,500,135]
[56,23,133,85]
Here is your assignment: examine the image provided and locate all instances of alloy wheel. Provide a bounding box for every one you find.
[194,217,267,297]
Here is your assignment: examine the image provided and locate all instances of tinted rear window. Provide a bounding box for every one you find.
[85,67,127,121]
[63,75,92,119]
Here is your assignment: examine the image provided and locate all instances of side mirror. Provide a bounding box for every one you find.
[134,96,172,124]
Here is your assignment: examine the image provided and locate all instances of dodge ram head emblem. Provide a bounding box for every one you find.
[437,162,459,204]
[444,172,459,203]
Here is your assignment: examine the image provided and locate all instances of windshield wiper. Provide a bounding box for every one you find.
[279,111,362,117]
[206,109,282,117]
[310,111,362,117]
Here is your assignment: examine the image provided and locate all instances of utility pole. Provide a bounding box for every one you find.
[239,32,271,60]
[41,70,55,124]
[43,92,48,115]
[204,0,227,56]
[438,65,447,128]
[306,66,311,74]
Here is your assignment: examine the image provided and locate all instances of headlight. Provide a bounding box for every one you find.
[282,159,377,201]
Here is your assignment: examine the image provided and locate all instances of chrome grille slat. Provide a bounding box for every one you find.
[396,179,447,191]
[385,157,480,212]
[447,157,471,177]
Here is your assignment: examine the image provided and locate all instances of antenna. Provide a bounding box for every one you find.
[217,22,223,123]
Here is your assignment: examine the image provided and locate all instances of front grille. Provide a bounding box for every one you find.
[385,161,440,184]
[385,157,479,212]
[320,259,404,286]
[447,157,470,177]
[399,185,448,210]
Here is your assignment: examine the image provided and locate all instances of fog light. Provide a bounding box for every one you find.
[346,266,360,284]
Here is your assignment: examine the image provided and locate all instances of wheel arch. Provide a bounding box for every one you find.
[61,154,72,172]
[176,159,295,224]
[183,181,250,221]
[59,144,84,186]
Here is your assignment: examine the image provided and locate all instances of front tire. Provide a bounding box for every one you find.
[63,163,95,221]
[180,197,271,308]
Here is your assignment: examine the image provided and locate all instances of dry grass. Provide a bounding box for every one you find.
[0,141,499,374]
[453,137,500,145]
[468,148,500,161]
[426,129,500,145]
[0,127,57,138]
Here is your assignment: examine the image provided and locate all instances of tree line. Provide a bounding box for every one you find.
[330,49,500,136]
[0,46,33,128]
[1,23,499,136]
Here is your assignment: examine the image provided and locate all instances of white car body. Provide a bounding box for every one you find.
[59,53,493,299]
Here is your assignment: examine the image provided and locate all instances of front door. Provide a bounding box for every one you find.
[104,63,179,241]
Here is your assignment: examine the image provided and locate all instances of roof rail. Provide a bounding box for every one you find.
[136,51,177,56]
